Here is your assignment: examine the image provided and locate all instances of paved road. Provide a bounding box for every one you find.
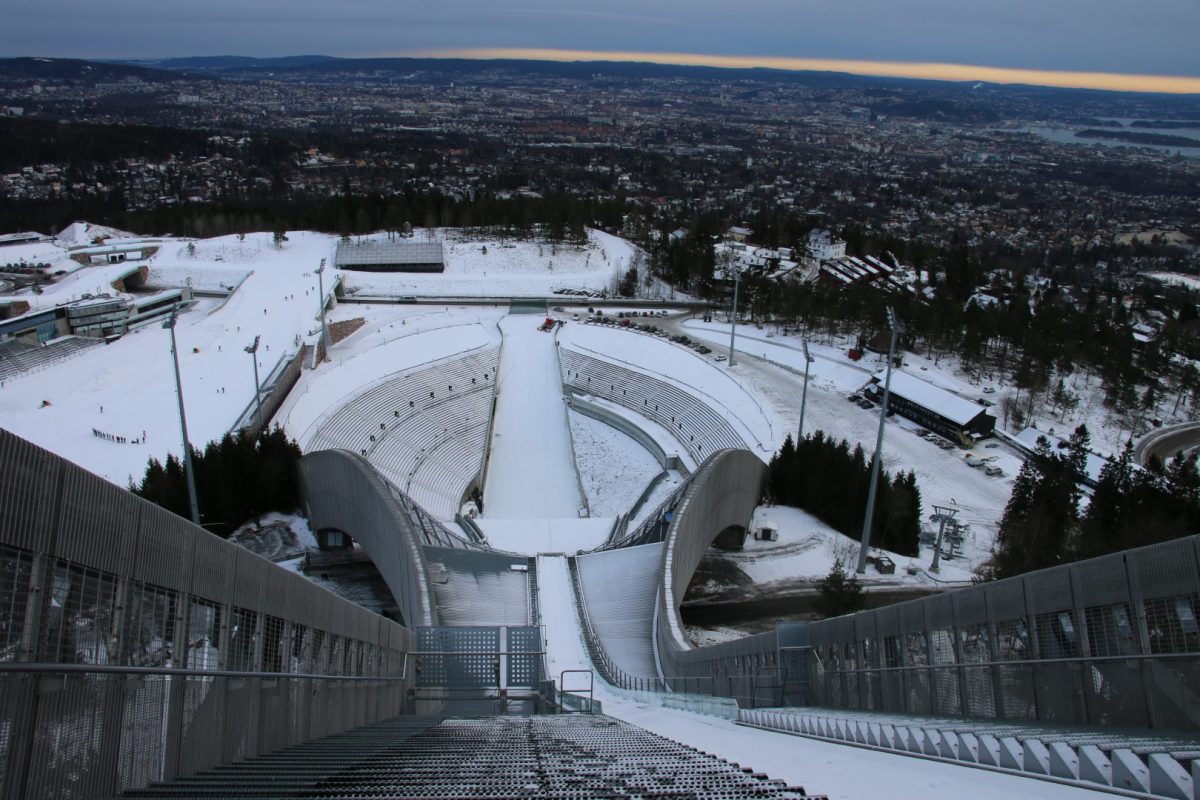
[1133,421,1200,465]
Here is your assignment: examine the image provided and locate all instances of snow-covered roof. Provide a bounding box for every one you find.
[0,232,47,246]
[873,369,990,426]
[56,221,137,247]
[334,239,444,267]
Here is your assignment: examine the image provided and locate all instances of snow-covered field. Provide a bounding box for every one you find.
[341,228,635,297]
[680,319,1017,571]
[1,231,338,485]
[739,505,975,586]
[569,409,662,517]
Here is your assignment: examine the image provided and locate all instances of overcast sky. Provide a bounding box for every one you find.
[3,0,1198,83]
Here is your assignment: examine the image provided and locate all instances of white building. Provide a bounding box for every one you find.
[807,229,846,261]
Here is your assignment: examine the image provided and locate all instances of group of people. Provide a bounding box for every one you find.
[93,428,145,445]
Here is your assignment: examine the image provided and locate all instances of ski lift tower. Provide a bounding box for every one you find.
[929,504,959,573]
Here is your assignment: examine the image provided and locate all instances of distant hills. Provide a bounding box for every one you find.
[124,54,979,91]
[1,55,1197,107]
[124,54,338,71]
[0,57,190,83]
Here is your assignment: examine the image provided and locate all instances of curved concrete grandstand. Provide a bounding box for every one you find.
[560,347,753,464]
[305,345,500,521]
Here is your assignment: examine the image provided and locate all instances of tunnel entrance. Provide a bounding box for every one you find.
[712,524,747,551]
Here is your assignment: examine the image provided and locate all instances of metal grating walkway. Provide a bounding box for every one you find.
[122,714,826,799]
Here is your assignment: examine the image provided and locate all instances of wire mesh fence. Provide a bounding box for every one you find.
[0,429,415,800]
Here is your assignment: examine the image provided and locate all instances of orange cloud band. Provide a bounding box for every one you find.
[412,47,1200,95]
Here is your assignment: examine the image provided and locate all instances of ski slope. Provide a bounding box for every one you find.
[482,315,584,518]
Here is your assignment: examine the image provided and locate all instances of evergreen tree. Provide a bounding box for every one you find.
[617,266,639,297]
[991,433,1084,579]
[816,560,865,618]
[132,427,303,537]
[764,432,922,557]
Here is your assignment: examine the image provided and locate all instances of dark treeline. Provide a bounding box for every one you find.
[0,117,230,172]
[765,432,922,557]
[131,427,302,538]
[0,188,630,247]
[989,425,1200,579]
[667,237,1200,429]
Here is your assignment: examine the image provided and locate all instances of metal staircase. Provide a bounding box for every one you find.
[123,714,826,799]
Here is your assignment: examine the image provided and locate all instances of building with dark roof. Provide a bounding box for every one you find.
[334,239,446,273]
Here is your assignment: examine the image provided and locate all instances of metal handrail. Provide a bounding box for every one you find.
[801,650,1200,676]
[559,669,595,712]
[0,663,405,681]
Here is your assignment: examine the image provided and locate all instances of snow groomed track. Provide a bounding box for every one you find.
[482,315,585,519]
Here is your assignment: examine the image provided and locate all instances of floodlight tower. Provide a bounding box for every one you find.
[315,257,330,362]
[798,339,815,441]
[245,335,263,432]
[856,307,904,574]
[163,305,201,525]
[727,265,741,367]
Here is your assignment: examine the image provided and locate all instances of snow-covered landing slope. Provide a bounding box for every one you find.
[483,316,583,518]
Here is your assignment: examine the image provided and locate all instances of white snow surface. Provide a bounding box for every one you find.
[0,231,338,485]
[0,223,1131,798]
[482,316,584,518]
[57,221,138,246]
[1145,271,1200,292]
[572,395,698,472]
[478,518,614,555]
[341,229,634,297]
[568,409,663,517]
[872,368,996,426]
[680,320,1014,573]
[737,505,975,587]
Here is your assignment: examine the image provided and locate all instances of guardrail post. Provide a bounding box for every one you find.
[162,593,191,781]
[5,552,52,800]
[95,576,132,796]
